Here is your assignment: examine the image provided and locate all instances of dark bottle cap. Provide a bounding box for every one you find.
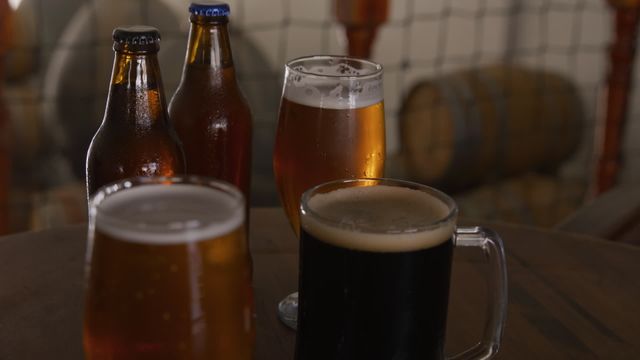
[189,1,230,17]
[112,26,161,53]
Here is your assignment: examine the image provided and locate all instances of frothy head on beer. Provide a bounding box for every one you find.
[301,183,456,252]
[93,183,244,245]
[284,55,383,110]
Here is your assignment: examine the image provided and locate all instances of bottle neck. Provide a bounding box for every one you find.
[105,51,169,126]
[184,16,234,69]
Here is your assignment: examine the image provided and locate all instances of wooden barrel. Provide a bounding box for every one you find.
[400,65,584,191]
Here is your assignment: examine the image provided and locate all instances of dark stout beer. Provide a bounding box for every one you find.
[296,184,456,360]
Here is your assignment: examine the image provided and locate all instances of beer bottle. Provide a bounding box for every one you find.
[169,2,252,205]
[86,26,186,197]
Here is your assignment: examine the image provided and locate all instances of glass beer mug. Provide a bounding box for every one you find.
[295,178,508,360]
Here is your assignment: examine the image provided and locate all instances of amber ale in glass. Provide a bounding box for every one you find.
[84,176,254,360]
[169,2,252,204]
[273,56,385,235]
[85,26,185,197]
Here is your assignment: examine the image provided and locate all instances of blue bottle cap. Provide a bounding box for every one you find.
[189,2,230,17]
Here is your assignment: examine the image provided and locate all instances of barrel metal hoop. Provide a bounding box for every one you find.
[433,75,481,184]
[476,69,508,179]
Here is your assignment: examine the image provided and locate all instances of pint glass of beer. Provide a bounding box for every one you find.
[273,55,385,236]
[83,176,254,360]
[296,178,508,360]
[273,55,385,328]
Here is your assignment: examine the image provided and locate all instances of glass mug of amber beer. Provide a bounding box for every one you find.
[83,176,254,360]
[273,55,385,328]
[296,178,508,360]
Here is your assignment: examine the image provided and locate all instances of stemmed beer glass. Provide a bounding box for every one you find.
[273,55,386,328]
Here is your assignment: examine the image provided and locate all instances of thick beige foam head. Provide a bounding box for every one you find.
[284,62,383,110]
[94,184,244,245]
[302,185,455,252]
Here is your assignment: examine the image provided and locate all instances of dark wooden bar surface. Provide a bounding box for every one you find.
[0,208,639,359]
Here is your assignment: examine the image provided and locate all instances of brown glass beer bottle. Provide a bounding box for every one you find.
[86,26,186,197]
[169,2,252,204]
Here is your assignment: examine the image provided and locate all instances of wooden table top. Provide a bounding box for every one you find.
[0,207,639,359]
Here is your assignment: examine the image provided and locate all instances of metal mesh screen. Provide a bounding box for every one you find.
[2,0,637,230]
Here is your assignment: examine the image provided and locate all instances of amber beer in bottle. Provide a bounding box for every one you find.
[86,26,186,197]
[169,2,252,204]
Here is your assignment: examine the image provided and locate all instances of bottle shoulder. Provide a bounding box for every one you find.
[170,99,252,125]
[98,112,178,130]
[169,85,252,122]
[86,133,185,171]
[89,120,183,148]
[176,65,244,89]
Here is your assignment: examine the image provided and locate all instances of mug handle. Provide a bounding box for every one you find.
[447,227,508,360]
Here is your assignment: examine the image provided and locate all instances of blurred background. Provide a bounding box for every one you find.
[0,0,638,243]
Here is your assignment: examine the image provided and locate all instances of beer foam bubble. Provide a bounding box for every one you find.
[284,63,383,110]
[302,185,455,252]
[94,184,244,245]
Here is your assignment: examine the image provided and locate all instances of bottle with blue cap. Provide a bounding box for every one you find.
[169,1,253,215]
[168,3,255,359]
[86,26,186,197]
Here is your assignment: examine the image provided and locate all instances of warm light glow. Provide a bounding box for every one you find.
[9,0,22,10]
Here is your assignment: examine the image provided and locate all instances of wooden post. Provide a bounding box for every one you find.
[596,1,640,193]
[334,0,389,59]
[0,0,12,234]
